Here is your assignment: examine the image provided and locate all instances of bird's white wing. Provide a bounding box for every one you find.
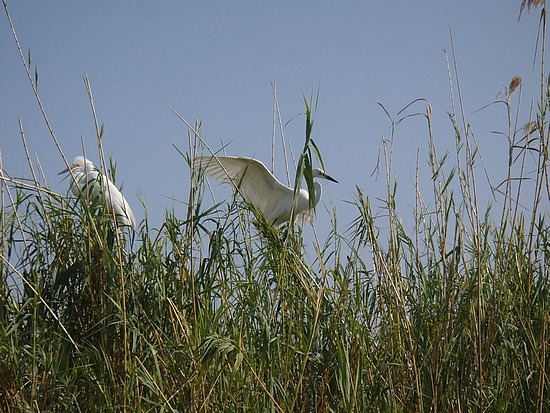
[104,178,136,228]
[196,156,293,221]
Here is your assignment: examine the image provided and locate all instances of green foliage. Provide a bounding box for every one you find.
[2,84,549,411]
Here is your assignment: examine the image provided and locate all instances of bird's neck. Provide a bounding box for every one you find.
[313,181,322,207]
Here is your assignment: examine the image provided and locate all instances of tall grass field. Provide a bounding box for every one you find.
[1,2,548,411]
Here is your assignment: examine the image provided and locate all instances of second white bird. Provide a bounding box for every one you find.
[59,156,136,228]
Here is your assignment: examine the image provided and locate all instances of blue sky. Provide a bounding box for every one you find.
[0,1,543,239]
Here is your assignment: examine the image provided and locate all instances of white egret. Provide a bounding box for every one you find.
[59,156,136,228]
[196,156,337,225]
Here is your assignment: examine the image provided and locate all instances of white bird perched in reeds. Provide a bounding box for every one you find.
[196,156,337,225]
[59,156,136,228]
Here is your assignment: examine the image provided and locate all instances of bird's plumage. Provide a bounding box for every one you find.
[196,156,337,225]
[60,156,136,228]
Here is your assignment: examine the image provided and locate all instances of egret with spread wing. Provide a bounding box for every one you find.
[196,156,337,225]
[59,156,136,228]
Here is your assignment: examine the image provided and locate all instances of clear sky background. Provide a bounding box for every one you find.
[0,1,544,241]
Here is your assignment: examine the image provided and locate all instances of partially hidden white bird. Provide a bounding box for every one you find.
[59,156,136,228]
[196,156,337,225]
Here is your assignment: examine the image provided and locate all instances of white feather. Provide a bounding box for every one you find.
[196,156,336,225]
[61,156,136,228]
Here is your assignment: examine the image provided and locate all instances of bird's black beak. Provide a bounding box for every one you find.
[58,164,74,175]
[323,172,338,183]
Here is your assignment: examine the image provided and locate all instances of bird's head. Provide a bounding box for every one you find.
[312,168,338,183]
[58,156,96,175]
